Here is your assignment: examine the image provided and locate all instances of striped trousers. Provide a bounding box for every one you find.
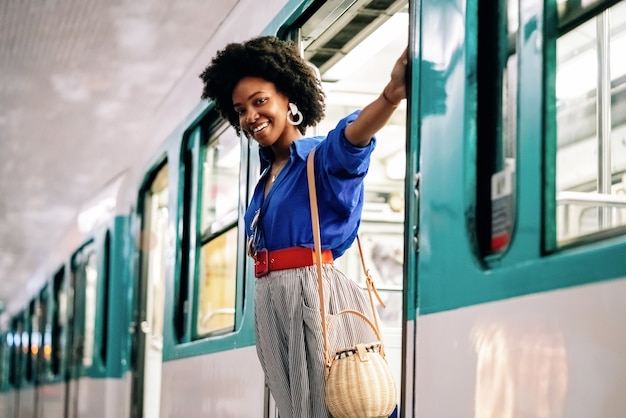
[254,264,377,418]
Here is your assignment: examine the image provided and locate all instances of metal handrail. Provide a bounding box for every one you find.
[557,191,626,207]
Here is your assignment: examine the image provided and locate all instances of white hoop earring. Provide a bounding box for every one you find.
[287,102,303,126]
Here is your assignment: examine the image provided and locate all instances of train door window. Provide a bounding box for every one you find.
[39,285,51,379]
[136,161,169,418]
[70,244,98,368]
[0,332,8,389]
[26,299,38,383]
[8,317,21,387]
[195,124,240,337]
[553,0,626,247]
[20,311,30,386]
[10,313,28,388]
[84,252,98,367]
[294,0,408,329]
[67,250,82,417]
[474,0,519,256]
[0,333,5,387]
[100,232,111,366]
[51,267,66,377]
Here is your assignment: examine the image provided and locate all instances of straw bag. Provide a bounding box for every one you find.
[307,149,398,418]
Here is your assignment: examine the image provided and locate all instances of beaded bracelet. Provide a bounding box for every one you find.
[382,89,400,108]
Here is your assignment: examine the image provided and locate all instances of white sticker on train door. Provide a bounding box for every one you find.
[491,160,515,252]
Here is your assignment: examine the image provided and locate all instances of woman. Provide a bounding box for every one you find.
[200,35,406,418]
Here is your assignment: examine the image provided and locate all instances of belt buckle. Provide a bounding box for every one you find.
[254,249,269,278]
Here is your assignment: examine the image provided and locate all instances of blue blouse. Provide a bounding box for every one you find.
[244,110,376,259]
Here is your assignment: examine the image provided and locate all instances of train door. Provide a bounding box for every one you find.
[61,258,76,418]
[9,315,23,418]
[41,267,68,418]
[411,0,626,416]
[0,331,10,418]
[131,163,168,418]
[282,0,412,411]
[66,243,97,418]
[21,299,38,418]
[35,286,49,418]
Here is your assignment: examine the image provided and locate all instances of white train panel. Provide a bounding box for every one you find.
[37,384,65,418]
[0,391,12,418]
[73,377,131,418]
[17,387,35,418]
[415,277,626,417]
[160,346,265,418]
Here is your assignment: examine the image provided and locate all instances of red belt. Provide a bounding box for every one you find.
[253,247,334,278]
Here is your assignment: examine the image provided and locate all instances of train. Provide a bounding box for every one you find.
[1,0,626,416]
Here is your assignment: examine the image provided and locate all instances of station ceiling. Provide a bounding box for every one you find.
[0,0,272,316]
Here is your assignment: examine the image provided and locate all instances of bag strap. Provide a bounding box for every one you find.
[306,148,386,377]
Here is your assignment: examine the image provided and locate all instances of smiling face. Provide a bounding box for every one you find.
[232,76,300,147]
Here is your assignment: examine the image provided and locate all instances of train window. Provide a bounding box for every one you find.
[7,321,15,386]
[293,0,408,328]
[22,314,31,385]
[51,267,66,377]
[20,312,30,385]
[200,126,240,233]
[140,163,168,352]
[71,245,97,368]
[176,143,194,341]
[196,228,238,335]
[195,125,240,337]
[8,317,21,387]
[553,0,626,247]
[39,285,51,378]
[26,299,37,383]
[0,333,7,389]
[474,0,519,256]
[14,313,29,387]
[82,251,98,367]
[100,232,111,365]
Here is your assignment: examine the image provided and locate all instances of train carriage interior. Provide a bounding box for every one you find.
[555,0,626,244]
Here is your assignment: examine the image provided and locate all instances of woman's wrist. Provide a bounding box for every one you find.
[381,85,401,108]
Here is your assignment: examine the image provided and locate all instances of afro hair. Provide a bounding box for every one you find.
[199,36,325,136]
